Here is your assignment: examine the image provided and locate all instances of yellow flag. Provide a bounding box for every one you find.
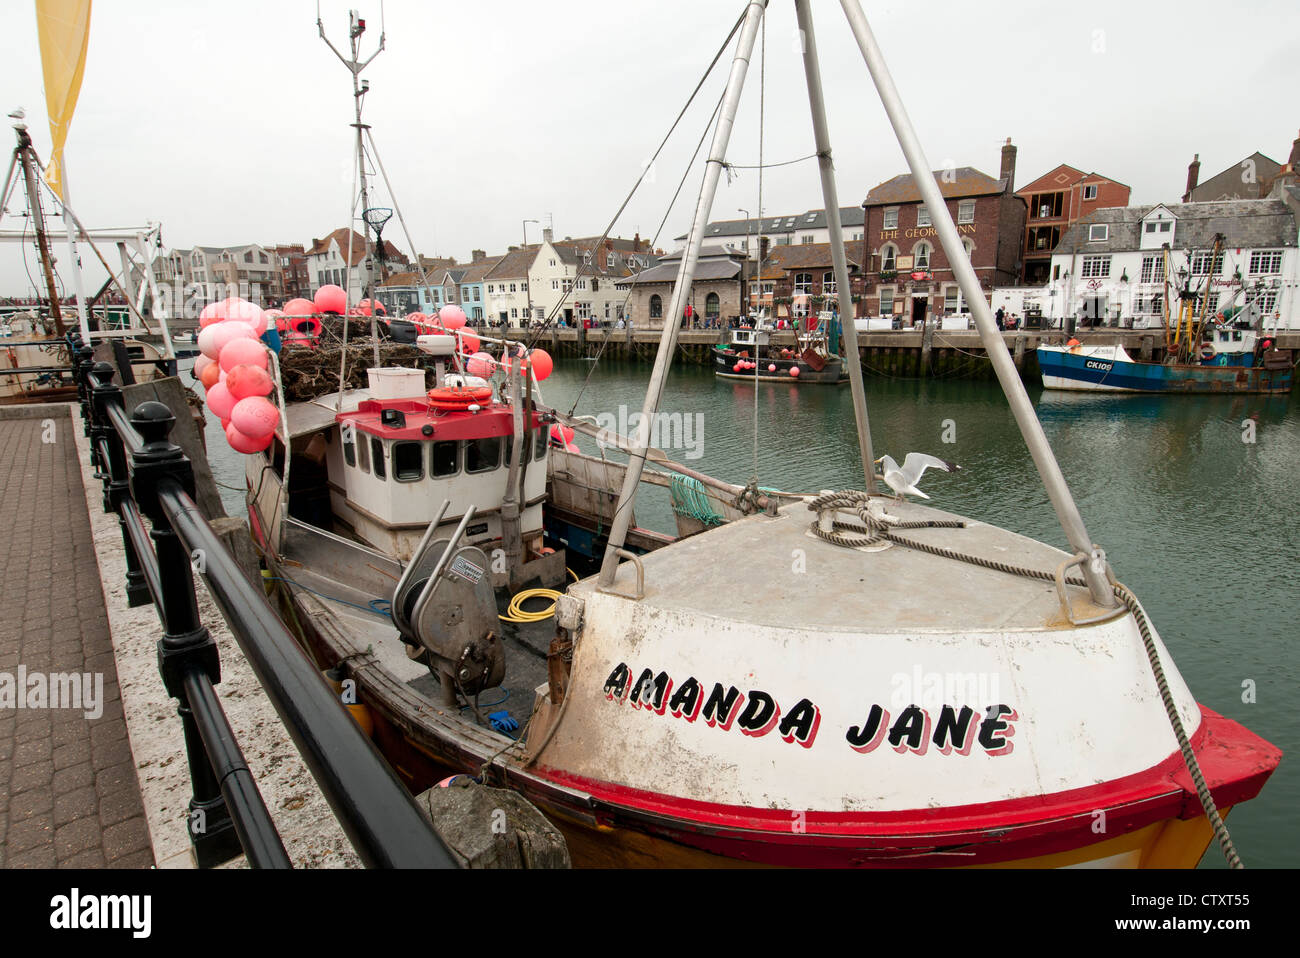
[35,0,92,202]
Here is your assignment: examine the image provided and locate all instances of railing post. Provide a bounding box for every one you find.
[87,362,151,608]
[129,400,241,867]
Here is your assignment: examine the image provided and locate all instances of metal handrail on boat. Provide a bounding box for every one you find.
[72,334,459,870]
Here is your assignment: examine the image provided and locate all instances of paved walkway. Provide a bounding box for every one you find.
[0,410,154,868]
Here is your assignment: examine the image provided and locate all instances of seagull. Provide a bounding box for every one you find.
[875,453,962,499]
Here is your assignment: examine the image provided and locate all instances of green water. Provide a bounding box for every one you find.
[196,356,1298,867]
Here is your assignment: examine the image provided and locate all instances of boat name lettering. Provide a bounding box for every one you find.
[601,663,1017,755]
[1084,360,1112,372]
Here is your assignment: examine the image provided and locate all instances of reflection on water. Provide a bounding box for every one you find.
[192,355,1300,867]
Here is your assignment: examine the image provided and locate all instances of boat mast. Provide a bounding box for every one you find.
[319,6,385,365]
[597,1,767,588]
[794,0,875,489]
[838,0,1115,607]
[12,120,64,336]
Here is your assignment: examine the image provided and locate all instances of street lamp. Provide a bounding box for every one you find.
[522,218,539,328]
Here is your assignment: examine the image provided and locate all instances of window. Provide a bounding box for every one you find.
[793,272,813,294]
[504,428,533,465]
[607,252,615,267]
[801,236,815,245]
[244,251,254,263]
[823,271,836,295]
[552,280,559,290]
[944,286,960,314]
[1255,289,1279,313]
[649,294,663,318]
[510,283,517,293]
[705,292,720,318]
[371,438,386,480]
[883,208,899,230]
[259,253,268,264]
[1249,249,1283,274]
[916,206,931,228]
[962,239,974,260]
[914,243,931,270]
[1160,222,1171,233]
[1083,184,1098,200]
[957,201,975,225]
[1140,254,1165,285]
[465,437,501,474]
[880,244,897,272]
[549,258,556,267]
[879,287,895,315]
[1190,250,1222,276]
[431,441,459,478]
[1080,255,1111,278]
[357,432,371,473]
[393,442,424,482]
[1088,224,1109,242]
[535,425,548,460]
[1145,222,1158,234]
[343,428,356,467]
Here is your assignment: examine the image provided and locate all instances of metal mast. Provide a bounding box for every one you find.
[838,0,1115,606]
[12,120,64,336]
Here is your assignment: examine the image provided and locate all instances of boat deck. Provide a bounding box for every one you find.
[575,495,1112,633]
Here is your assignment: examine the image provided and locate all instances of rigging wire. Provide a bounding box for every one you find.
[752,11,765,485]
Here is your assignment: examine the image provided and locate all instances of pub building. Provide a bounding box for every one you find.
[861,139,1027,325]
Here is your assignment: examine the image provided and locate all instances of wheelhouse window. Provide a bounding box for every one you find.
[431,441,459,477]
[535,425,548,460]
[504,427,533,465]
[371,437,386,479]
[393,442,423,482]
[357,432,371,473]
[342,426,356,467]
[466,436,501,473]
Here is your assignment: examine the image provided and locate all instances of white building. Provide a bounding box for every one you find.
[674,207,866,252]
[151,243,282,304]
[525,229,653,327]
[1025,195,1300,330]
[305,228,409,300]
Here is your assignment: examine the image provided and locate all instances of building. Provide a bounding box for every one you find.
[1016,165,1130,285]
[1041,196,1299,329]
[616,245,744,329]
[1183,152,1281,203]
[752,241,864,319]
[674,207,866,251]
[151,243,282,305]
[861,140,1027,325]
[454,251,504,322]
[305,227,409,299]
[528,229,653,327]
[484,245,540,326]
[271,243,309,303]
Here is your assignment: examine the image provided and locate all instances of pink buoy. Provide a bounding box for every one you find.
[225,422,272,454]
[225,299,267,335]
[198,303,224,329]
[225,364,274,400]
[458,330,480,354]
[199,362,221,389]
[789,366,801,378]
[466,351,496,378]
[230,395,280,439]
[438,304,467,329]
[314,284,347,315]
[205,381,237,420]
[194,355,213,379]
[284,297,315,317]
[563,442,580,453]
[768,364,777,372]
[529,347,553,382]
[550,423,575,444]
[218,335,268,372]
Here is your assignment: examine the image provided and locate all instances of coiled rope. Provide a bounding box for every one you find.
[670,474,726,527]
[807,489,1244,868]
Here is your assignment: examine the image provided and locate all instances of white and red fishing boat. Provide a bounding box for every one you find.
[233,1,1279,869]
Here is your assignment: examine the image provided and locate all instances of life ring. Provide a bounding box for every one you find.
[427,385,493,409]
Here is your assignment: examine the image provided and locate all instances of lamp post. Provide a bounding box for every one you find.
[522,218,539,328]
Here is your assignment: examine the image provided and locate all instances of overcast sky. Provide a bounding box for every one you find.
[3,0,1298,297]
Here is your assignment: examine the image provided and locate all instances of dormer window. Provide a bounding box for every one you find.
[1088,224,1109,242]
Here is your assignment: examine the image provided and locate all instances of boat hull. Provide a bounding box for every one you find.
[714,350,847,384]
[1038,345,1293,394]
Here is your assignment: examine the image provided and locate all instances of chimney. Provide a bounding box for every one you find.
[471,249,486,263]
[1000,137,1017,194]
[759,236,771,264]
[633,231,642,252]
[507,245,519,252]
[1289,130,1300,171]
[542,227,553,244]
[1183,154,1201,203]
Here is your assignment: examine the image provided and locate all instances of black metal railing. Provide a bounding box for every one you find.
[70,334,457,869]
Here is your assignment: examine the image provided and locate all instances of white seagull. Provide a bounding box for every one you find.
[875,453,962,499]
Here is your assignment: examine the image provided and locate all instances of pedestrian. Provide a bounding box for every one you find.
[995,306,1005,331]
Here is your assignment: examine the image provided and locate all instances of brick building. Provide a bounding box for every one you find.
[862,140,1027,325]
[272,243,310,303]
[1016,165,1130,284]
[617,245,743,329]
[749,241,864,319]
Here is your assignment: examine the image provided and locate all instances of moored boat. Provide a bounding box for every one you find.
[714,311,848,383]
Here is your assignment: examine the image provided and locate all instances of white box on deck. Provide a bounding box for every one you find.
[366,367,427,400]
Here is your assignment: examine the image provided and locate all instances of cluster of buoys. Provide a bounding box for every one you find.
[549,423,579,454]
[195,297,279,454]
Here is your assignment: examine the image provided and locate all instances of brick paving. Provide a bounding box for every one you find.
[0,412,154,868]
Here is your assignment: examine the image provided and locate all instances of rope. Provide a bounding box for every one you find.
[670,474,726,526]
[498,587,563,623]
[805,489,1244,868]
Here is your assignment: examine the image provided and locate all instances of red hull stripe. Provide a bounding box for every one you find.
[528,706,1279,865]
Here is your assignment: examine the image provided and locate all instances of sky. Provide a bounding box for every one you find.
[2,0,1298,297]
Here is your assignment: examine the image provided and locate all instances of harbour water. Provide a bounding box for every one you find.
[195,357,1299,868]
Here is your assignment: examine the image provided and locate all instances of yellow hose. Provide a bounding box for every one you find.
[499,587,564,623]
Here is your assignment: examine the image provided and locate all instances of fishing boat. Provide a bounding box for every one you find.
[239,2,1278,869]
[714,310,848,383]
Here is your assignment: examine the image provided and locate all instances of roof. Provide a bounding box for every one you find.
[676,207,865,242]
[551,239,648,279]
[1188,152,1282,202]
[757,242,861,279]
[617,247,741,285]
[484,245,541,281]
[377,270,432,288]
[456,256,504,284]
[1016,164,1131,195]
[1054,199,1298,255]
[863,167,1007,205]
[306,228,407,266]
